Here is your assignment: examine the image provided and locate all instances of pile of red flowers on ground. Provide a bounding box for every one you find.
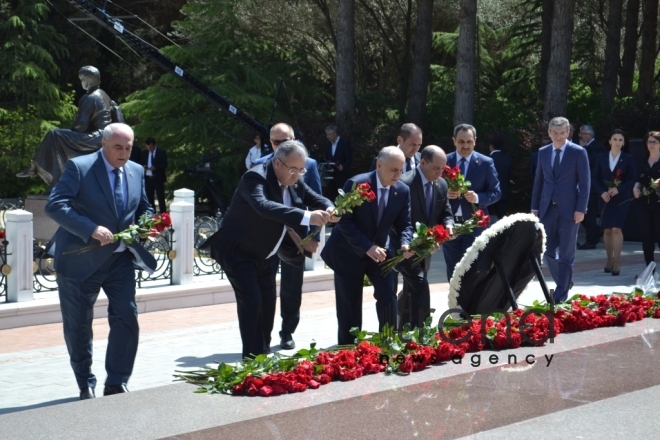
[177,290,660,396]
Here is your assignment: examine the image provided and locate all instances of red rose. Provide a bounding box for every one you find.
[0,230,5,240]
[653,309,660,318]
[149,228,159,237]
[399,356,414,374]
[259,385,274,397]
[159,212,172,228]
[405,341,419,351]
[477,215,490,228]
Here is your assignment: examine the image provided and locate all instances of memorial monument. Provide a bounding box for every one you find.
[16,66,119,188]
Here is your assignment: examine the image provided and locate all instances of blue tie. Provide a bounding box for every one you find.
[377,188,387,224]
[552,149,561,179]
[113,168,124,218]
[405,157,412,172]
[425,182,433,218]
[459,157,467,176]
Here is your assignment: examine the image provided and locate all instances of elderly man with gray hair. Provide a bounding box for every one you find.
[531,117,590,302]
[201,139,336,359]
[322,146,414,345]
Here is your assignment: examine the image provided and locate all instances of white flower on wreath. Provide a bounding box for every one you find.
[447,213,547,310]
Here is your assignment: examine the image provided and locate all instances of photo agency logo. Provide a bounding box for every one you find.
[380,305,556,368]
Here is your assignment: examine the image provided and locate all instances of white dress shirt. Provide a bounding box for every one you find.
[609,151,620,172]
[331,137,341,158]
[455,152,479,217]
[245,145,262,169]
[146,148,156,176]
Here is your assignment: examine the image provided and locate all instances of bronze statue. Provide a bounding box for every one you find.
[17,66,115,186]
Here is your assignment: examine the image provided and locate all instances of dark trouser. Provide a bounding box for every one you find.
[146,176,167,213]
[279,260,304,335]
[542,204,579,302]
[334,260,397,345]
[325,171,348,200]
[442,227,483,282]
[639,199,660,265]
[398,256,432,330]
[57,251,137,390]
[224,256,278,358]
[582,193,601,245]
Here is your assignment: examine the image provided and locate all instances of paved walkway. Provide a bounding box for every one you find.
[0,238,655,416]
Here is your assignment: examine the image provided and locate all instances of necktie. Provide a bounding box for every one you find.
[377,188,388,224]
[553,149,561,178]
[405,157,412,172]
[459,157,467,176]
[113,168,124,218]
[425,182,433,218]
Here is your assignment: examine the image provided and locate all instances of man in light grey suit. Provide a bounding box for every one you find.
[531,117,590,302]
[46,123,156,400]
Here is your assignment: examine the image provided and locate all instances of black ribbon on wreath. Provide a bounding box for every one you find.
[454,220,551,315]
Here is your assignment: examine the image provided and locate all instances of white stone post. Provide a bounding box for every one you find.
[304,225,326,271]
[6,210,34,302]
[173,188,195,207]
[170,200,194,285]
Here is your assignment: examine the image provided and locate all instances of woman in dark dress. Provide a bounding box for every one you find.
[633,131,660,267]
[592,129,636,275]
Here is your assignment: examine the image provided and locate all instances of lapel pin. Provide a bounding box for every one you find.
[394,192,397,196]
[294,183,298,189]
[130,172,133,177]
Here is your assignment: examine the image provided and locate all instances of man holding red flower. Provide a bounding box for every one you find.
[45,123,157,400]
[396,146,454,330]
[443,124,501,282]
[322,146,414,345]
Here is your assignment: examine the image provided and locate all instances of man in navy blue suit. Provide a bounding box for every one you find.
[532,117,590,302]
[322,147,414,345]
[45,123,157,400]
[252,123,323,350]
[370,123,423,172]
[443,124,501,281]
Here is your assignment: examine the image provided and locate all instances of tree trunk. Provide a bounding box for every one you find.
[620,0,640,98]
[335,0,355,131]
[398,0,414,124]
[454,0,477,126]
[540,0,555,102]
[543,0,576,120]
[602,0,623,107]
[408,0,434,128]
[637,0,659,99]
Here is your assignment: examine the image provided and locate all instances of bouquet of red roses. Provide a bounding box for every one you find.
[67,212,173,255]
[605,168,623,189]
[453,209,491,236]
[298,182,376,250]
[442,165,471,195]
[380,222,451,275]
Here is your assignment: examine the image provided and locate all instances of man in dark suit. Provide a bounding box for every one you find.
[322,146,414,345]
[443,124,501,281]
[324,125,351,199]
[577,125,604,249]
[141,137,168,214]
[532,117,590,302]
[45,123,157,400]
[251,123,323,350]
[202,141,335,359]
[396,146,454,330]
[488,136,512,220]
[370,123,423,172]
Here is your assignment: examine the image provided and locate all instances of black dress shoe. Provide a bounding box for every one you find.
[280,332,295,350]
[103,384,129,396]
[79,387,95,400]
[612,264,620,276]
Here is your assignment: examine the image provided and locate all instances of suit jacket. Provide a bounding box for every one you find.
[446,151,501,216]
[490,151,512,202]
[141,147,168,183]
[45,150,157,281]
[591,151,637,198]
[321,171,413,274]
[370,151,421,172]
[325,137,351,171]
[531,143,590,219]
[277,156,323,266]
[201,161,333,266]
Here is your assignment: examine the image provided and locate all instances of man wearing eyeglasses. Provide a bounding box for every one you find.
[250,123,324,350]
[202,136,334,359]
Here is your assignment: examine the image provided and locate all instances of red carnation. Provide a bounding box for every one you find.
[0,230,5,240]
[399,356,414,374]
[159,212,172,228]
[149,228,159,237]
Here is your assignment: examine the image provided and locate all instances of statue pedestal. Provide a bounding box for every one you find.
[24,195,59,244]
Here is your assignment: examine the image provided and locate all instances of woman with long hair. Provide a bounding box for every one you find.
[592,129,636,275]
[633,131,660,267]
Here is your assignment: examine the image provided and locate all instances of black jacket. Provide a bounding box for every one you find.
[141,147,168,183]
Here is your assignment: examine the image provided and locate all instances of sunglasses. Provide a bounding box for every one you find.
[270,138,291,146]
